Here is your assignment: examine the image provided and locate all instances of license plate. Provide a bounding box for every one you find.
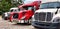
[20,20,24,23]
[13,19,18,22]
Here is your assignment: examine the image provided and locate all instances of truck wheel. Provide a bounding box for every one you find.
[2,15,8,20]
[28,18,32,25]
[34,26,43,29]
[34,26,40,29]
[4,17,8,20]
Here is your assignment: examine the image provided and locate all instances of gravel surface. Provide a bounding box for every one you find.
[0,16,36,29]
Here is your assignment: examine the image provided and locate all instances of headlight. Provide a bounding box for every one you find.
[53,19,60,22]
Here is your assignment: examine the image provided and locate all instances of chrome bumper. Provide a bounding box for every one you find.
[32,21,60,29]
[12,19,28,23]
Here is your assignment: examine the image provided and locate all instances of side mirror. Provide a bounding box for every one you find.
[34,6,36,12]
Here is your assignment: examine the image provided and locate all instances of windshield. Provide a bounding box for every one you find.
[21,6,34,10]
[28,7,33,10]
[10,9,20,12]
[40,2,60,9]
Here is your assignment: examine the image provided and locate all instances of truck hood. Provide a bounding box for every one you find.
[35,8,57,13]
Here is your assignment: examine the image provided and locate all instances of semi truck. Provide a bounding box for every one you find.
[9,1,41,24]
[32,0,60,29]
[2,7,19,20]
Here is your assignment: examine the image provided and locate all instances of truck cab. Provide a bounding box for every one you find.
[32,1,60,29]
[2,7,19,20]
[10,1,41,24]
[9,7,19,12]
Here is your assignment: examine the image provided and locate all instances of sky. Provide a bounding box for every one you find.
[23,0,41,4]
[23,0,60,3]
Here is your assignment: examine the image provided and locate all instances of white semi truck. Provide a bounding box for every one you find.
[32,0,60,29]
[2,7,19,20]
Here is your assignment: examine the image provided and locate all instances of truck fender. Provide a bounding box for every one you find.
[31,15,35,21]
[32,15,34,19]
[51,14,60,22]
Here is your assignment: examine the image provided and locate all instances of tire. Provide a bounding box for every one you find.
[3,17,8,20]
[34,26,40,29]
[28,18,32,25]
[34,26,44,29]
[2,14,8,20]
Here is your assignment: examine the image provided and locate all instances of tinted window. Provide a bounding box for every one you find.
[22,6,33,10]
[14,9,17,12]
[10,9,13,12]
[40,2,60,9]
[28,7,33,10]
[40,3,48,9]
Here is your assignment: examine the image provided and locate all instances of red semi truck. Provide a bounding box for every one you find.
[10,1,41,24]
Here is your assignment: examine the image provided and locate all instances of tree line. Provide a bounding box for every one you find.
[0,0,22,15]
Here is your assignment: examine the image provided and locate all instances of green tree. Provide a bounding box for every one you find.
[0,0,12,12]
[0,0,22,15]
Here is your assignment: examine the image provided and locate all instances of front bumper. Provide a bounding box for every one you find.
[32,21,60,29]
[12,19,28,23]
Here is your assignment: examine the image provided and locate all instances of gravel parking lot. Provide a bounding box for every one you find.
[0,16,35,29]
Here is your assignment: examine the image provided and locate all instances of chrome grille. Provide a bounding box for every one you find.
[46,12,53,21]
[34,12,53,21]
[34,12,46,21]
[13,13,18,18]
